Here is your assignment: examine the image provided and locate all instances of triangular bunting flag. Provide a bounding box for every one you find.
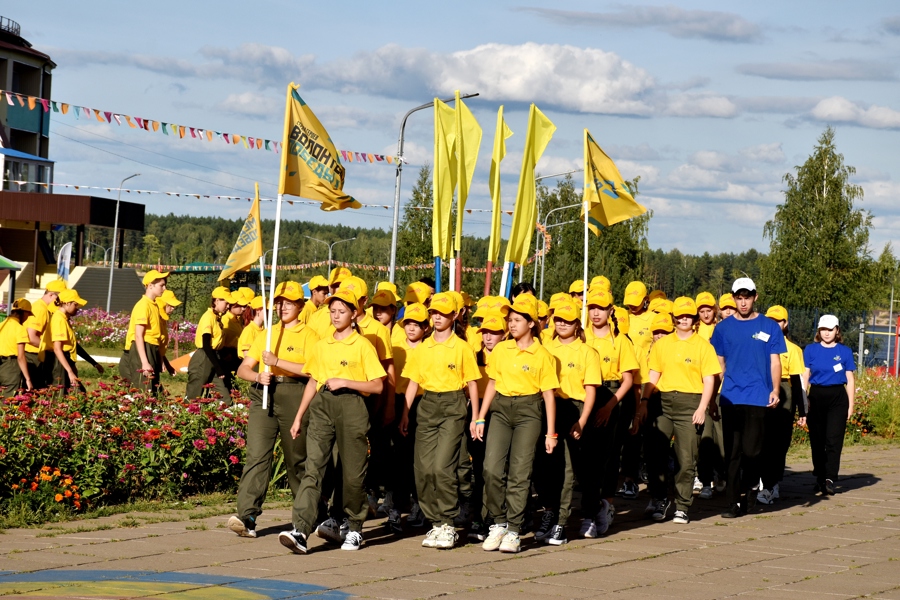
[190,127,196,138]
[161,122,168,135]
[367,153,375,162]
[51,100,58,112]
[206,130,212,141]
[125,115,136,128]
[74,106,81,118]
[83,107,91,118]
[223,133,230,143]
[40,99,49,112]
[95,110,105,122]
[233,135,241,145]
[135,117,144,128]
[113,114,122,125]
[179,126,186,138]
[386,156,394,164]
[27,96,36,109]
[248,136,254,147]
[104,111,112,122]
[256,138,262,149]
[4,92,12,106]
[265,140,271,151]
[152,121,159,132]
[242,136,249,148]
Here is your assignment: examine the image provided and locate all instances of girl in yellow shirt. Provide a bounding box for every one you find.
[475,294,559,554]
[534,300,602,546]
[0,299,34,395]
[282,289,386,554]
[400,292,480,550]
[584,288,638,537]
[237,296,265,360]
[50,289,100,392]
[186,287,231,400]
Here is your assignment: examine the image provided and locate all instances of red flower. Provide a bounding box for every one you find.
[229,455,239,464]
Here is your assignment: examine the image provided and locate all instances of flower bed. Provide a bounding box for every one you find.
[71,308,197,352]
[0,379,247,518]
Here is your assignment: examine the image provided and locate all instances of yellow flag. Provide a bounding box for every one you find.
[505,104,556,265]
[219,182,264,281]
[278,82,360,211]
[432,99,457,259]
[581,130,647,235]
[453,91,482,252]
[488,106,513,264]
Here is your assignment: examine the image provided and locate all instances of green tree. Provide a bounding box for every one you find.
[760,127,894,310]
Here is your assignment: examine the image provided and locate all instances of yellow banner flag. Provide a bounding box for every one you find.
[219,183,264,281]
[505,104,556,265]
[278,82,360,211]
[581,130,647,235]
[432,99,457,259]
[454,91,482,252]
[488,106,513,264]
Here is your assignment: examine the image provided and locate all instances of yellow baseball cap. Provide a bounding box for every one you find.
[329,266,352,285]
[404,282,431,304]
[376,281,401,302]
[142,269,169,285]
[308,275,330,290]
[328,288,358,308]
[589,275,611,291]
[649,297,674,315]
[460,291,475,307]
[339,276,368,300]
[231,292,250,306]
[12,298,32,312]
[488,296,512,314]
[537,300,549,318]
[274,281,304,302]
[159,290,182,307]
[447,291,464,312]
[429,292,457,315]
[510,294,539,322]
[624,281,648,307]
[45,279,67,293]
[249,296,264,310]
[549,292,570,311]
[370,289,398,308]
[651,312,674,333]
[478,311,508,333]
[587,289,614,308]
[649,289,667,302]
[719,293,736,310]
[553,301,580,322]
[673,297,698,317]
[472,305,493,320]
[402,303,429,323]
[695,292,716,308]
[568,279,586,294]
[59,289,87,306]
[765,305,788,322]
[212,286,233,301]
[614,306,630,334]
[237,287,254,301]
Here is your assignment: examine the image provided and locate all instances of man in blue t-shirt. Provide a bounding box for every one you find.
[710,278,786,518]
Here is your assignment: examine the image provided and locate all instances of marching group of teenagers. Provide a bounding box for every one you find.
[0,267,857,554]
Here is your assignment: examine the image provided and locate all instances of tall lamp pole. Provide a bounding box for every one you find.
[107,173,139,313]
[305,235,357,274]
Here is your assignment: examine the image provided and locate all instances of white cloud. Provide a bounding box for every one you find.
[216,92,281,120]
[739,143,785,164]
[663,93,739,118]
[737,59,895,81]
[809,97,900,129]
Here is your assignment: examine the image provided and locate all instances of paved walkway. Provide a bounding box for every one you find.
[2,445,899,599]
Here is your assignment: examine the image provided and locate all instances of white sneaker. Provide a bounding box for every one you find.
[693,477,703,492]
[498,530,520,553]
[433,524,458,550]
[673,510,689,524]
[580,518,598,539]
[482,523,508,551]
[341,530,364,551]
[772,483,780,500]
[756,488,776,505]
[698,486,713,500]
[315,518,347,544]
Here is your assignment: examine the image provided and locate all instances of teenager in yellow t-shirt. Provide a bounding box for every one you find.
[237,296,265,360]
[399,293,479,550]
[696,292,717,341]
[535,299,602,546]
[227,281,319,540]
[122,270,168,394]
[156,289,182,377]
[584,288,638,537]
[50,289,103,392]
[640,297,721,525]
[475,295,559,554]
[0,299,34,395]
[186,286,230,400]
[280,288,386,554]
[219,292,247,376]
[23,279,67,388]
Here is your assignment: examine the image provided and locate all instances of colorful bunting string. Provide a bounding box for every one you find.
[105,260,514,275]
[2,89,395,165]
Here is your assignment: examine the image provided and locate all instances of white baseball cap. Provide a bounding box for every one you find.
[732,278,756,294]
[817,314,839,330]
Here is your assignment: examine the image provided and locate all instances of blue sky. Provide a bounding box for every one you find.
[11,1,900,256]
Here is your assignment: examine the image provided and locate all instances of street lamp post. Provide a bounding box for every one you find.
[304,235,357,275]
[537,203,582,299]
[107,173,139,313]
[387,93,479,284]
[85,241,109,264]
[262,246,290,289]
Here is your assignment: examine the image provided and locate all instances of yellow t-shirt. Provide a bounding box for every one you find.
[221,312,244,349]
[299,301,317,325]
[305,331,387,394]
[648,332,722,394]
[476,351,492,398]
[248,321,319,377]
[391,322,407,346]
[23,298,52,354]
[329,313,393,361]
[125,296,163,350]
[402,333,480,393]
[468,328,484,353]
[637,344,651,386]
[698,322,715,341]
[307,303,333,339]
[586,328,640,381]
[627,310,656,357]
[487,339,560,396]
[392,337,420,394]
[49,310,77,361]
[0,317,28,357]
[238,322,264,358]
[781,339,805,379]
[546,337,603,401]
[194,309,224,349]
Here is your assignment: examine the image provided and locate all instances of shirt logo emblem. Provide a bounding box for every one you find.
[340,360,348,367]
[684,357,692,364]
[447,363,457,370]
[521,364,531,372]
[603,356,611,363]
[567,362,576,369]
[833,355,841,361]
[287,346,294,352]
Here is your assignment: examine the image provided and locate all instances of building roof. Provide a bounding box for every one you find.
[0,147,53,162]
[0,191,144,231]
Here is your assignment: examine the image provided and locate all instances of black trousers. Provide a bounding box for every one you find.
[807,384,849,484]
[761,380,796,490]
[721,403,766,506]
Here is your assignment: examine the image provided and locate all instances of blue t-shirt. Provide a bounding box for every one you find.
[804,342,856,386]
[710,314,787,407]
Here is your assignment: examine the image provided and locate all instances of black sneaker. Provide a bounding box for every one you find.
[547,524,567,546]
[521,511,534,535]
[721,504,742,519]
[615,482,628,497]
[622,480,639,499]
[825,479,835,495]
[744,490,757,513]
[386,508,403,535]
[468,520,487,542]
[533,510,555,542]
[278,529,308,554]
[651,499,671,522]
[227,515,256,538]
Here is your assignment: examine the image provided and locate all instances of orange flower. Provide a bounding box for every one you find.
[73,493,80,500]
[11,484,18,490]
[54,493,63,502]
[64,490,72,498]
[40,466,50,473]
[30,482,38,491]
[74,500,81,509]
[64,478,73,486]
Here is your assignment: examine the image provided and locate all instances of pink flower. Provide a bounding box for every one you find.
[187,403,201,415]
[229,455,239,464]
[58,431,70,439]
[193,439,207,451]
